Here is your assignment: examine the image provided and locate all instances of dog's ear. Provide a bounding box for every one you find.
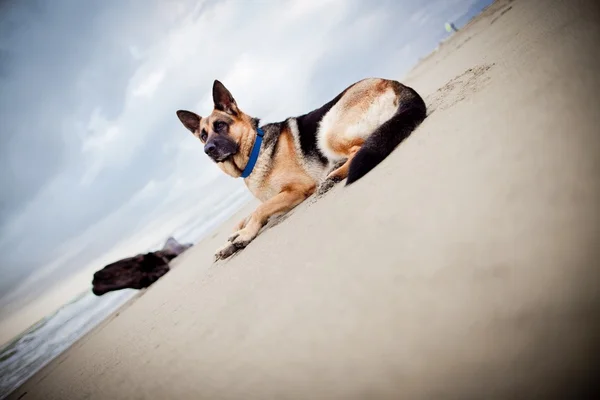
[212,80,239,115]
[176,110,201,133]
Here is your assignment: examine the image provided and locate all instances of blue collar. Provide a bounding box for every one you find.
[240,127,264,178]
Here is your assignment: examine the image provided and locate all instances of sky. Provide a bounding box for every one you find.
[0,0,493,345]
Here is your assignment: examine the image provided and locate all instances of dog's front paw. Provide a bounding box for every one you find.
[214,242,237,261]
[214,228,257,262]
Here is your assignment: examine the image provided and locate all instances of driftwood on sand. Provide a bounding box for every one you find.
[91,237,192,296]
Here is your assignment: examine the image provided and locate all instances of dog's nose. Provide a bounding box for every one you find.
[204,142,217,157]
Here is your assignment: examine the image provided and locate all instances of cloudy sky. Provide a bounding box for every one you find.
[0,0,492,344]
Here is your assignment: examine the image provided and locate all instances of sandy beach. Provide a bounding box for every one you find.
[8,0,599,398]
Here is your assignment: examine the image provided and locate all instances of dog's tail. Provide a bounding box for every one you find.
[346,86,427,185]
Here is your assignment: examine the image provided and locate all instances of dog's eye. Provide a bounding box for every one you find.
[200,130,208,142]
[214,121,227,132]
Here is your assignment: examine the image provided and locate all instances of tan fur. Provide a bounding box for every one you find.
[257,126,316,200]
[326,136,365,157]
[317,78,399,161]
[215,126,316,257]
[177,77,418,261]
[341,78,391,109]
[326,143,363,181]
[208,115,316,260]
[237,182,312,239]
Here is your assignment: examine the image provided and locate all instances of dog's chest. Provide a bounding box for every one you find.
[243,156,277,202]
[247,182,278,202]
[243,136,326,202]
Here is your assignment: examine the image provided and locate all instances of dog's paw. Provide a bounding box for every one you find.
[316,176,342,197]
[214,242,238,261]
[214,228,256,262]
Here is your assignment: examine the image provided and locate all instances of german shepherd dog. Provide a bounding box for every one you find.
[176,78,426,261]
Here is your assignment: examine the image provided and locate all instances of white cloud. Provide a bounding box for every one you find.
[410,9,431,26]
[132,69,165,98]
[129,45,143,60]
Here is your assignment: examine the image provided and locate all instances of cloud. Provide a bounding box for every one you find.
[132,70,166,99]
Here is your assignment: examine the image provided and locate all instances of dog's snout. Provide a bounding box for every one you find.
[204,142,217,157]
[203,136,237,162]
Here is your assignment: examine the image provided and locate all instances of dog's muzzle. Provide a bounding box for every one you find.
[204,137,238,163]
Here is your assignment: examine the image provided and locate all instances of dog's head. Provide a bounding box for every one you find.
[176,80,258,177]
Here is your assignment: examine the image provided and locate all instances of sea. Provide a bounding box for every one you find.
[0,188,252,399]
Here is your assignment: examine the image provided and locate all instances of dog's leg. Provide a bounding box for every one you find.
[215,185,314,261]
[317,144,362,196]
[232,217,248,232]
[326,144,362,180]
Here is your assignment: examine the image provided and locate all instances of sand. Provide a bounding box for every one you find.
[9,0,600,398]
